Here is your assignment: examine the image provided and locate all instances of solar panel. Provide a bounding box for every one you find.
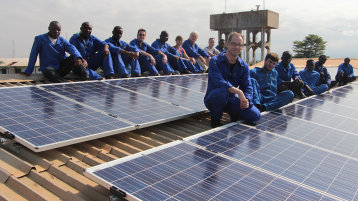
[106,77,206,112]
[153,75,208,93]
[42,81,193,127]
[86,81,358,200]
[0,86,133,152]
[85,141,337,200]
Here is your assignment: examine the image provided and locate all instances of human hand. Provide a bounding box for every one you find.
[162,55,168,64]
[150,55,156,66]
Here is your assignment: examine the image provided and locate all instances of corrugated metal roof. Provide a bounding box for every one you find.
[0,76,231,201]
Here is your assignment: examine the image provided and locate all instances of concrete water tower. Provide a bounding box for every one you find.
[210,9,279,64]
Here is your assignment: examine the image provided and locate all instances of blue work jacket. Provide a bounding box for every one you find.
[69,34,107,61]
[250,67,278,102]
[182,39,210,59]
[26,33,81,74]
[337,63,354,78]
[314,62,331,84]
[105,37,139,54]
[274,62,299,85]
[205,53,253,101]
[151,39,179,58]
[130,39,159,55]
[299,68,320,89]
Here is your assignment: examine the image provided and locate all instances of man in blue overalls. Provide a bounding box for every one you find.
[204,32,261,128]
[250,52,294,112]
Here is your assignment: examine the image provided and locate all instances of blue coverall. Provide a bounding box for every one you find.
[250,67,294,111]
[175,46,202,73]
[182,39,209,71]
[337,63,354,78]
[26,33,81,74]
[274,62,299,85]
[70,34,111,79]
[314,62,331,86]
[204,53,261,123]
[299,68,328,95]
[105,37,141,76]
[130,39,160,76]
[151,39,181,74]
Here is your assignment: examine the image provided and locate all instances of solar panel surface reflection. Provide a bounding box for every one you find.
[106,77,206,112]
[86,141,334,200]
[0,86,132,151]
[153,75,208,93]
[187,122,358,200]
[42,81,192,126]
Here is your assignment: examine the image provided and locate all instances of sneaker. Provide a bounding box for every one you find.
[211,118,222,128]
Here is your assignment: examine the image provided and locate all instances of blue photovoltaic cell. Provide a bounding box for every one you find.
[87,142,330,201]
[255,112,358,158]
[153,75,208,93]
[187,122,358,200]
[328,84,358,99]
[42,81,192,126]
[279,103,358,133]
[105,78,206,112]
[296,97,358,120]
[0,86,132,151]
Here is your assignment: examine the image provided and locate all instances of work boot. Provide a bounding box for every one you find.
[211,118,222,128]
[120,74,130,78]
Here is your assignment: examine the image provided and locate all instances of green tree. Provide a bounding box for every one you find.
[292,34,327,58]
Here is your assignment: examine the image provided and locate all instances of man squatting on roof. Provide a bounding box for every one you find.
[204,32,261,128]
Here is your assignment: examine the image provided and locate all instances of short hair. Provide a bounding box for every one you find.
[345,57,350,61]
[49,21,60,27]
[227,32,244,43]
[307,59,314,65]
[265,52,279,62]
[281,51,292,58]
[175,35,183,41]
[208,37,215,42]
[319,55,327,60]
[137,28,146,35]
[113,26,122,31]
[190,31,199,37]
[160,30,168,36]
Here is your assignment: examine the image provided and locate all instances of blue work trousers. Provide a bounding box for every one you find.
[154,55,175,75]
[112,53,141,76]
[251,78,294,111]
[87,49,114,77]
[138,55,159,75]
[204,87,261,123]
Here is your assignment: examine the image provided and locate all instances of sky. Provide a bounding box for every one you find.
[1,0,358,60]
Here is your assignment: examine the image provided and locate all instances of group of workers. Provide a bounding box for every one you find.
[24,21,222,82]
[24,21,356,128]
[204,32,356,128]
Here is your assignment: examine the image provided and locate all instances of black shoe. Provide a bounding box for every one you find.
[211,118,222,128]
[183,69,192,74]
[105,74,114,79]
[132,73,142,77]
[229,114,239,122]
[120,74,130,78]
[260,105,266,112]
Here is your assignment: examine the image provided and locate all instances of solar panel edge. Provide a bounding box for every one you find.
[14,125,136,152]
[148,76,207,95]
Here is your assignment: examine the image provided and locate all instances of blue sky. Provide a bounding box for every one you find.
[1,0,357,59]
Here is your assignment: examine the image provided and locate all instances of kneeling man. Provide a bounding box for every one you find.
[204,32,260,128]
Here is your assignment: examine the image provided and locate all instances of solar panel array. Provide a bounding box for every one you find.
[0,75,208,152]
[86,83,358,200]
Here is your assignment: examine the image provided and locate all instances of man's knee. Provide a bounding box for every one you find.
[281,90,294,102]
[245,106,261,122]
[204,88,228,107]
